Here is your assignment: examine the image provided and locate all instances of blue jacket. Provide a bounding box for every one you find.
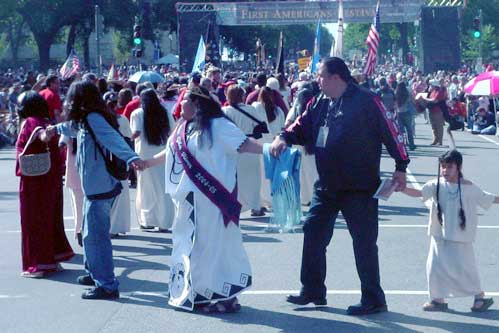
[57,112,139,199]
[282,82,410,193]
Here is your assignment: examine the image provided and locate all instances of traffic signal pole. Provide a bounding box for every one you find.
[95,5,102,76]
[133,16,143,71]
[479,9,483,65]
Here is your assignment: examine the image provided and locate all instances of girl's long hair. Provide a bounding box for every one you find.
[66,80,118,129]
[436,150,466,230]
[190,86,230,147]
[257,86,276,123]
[140,88,170,146]
[395,81,409,107]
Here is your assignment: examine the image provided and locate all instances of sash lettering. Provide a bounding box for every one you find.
[172,121,241,227]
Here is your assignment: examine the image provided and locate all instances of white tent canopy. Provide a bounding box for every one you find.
[156,54,179,65]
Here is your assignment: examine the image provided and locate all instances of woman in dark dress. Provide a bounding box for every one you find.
[15,91,74,278]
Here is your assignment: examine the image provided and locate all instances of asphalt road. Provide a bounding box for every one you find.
[1,117,499,333]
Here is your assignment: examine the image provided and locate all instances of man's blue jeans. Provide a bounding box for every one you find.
[300,189,386,306]
[83,197,119,292]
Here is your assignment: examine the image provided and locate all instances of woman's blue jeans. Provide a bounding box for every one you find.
[83,197,119,292]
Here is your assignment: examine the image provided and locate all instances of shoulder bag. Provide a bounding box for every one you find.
[232,104,269,139]
[18,126,51,176]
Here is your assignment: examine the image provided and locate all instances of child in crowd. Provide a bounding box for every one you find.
[402,150,499,312]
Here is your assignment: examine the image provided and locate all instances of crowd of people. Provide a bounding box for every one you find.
[6,56,499,314]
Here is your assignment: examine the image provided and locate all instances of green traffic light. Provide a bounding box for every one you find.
[134,37,142,45]
[473,31,481,39]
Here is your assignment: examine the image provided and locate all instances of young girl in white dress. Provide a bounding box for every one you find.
[402,150,499,312]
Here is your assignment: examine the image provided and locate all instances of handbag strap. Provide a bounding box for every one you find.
[231,104,265,126]
[20,126,49,156]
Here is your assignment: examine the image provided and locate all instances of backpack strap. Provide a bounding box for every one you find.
[231,104,265,125]
[83,115,108,162]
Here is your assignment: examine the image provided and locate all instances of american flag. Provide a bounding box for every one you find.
[363,1,380,76]
[60,51,80,80]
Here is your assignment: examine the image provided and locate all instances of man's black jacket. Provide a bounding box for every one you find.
[282,81,410,193]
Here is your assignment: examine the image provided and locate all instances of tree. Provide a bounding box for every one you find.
[16,0,93,71]
[0,0,27,67]
[462,24,496,61]
[344,23,370,53]
[460,1,499,63]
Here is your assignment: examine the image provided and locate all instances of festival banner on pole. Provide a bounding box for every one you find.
[275,31,284,75]
[192,36,206,73]
[333,0,344,58]
[310,20,321,73]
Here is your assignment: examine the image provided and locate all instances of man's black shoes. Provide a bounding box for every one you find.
[346,303,388,316]
[81,287,119,300]
[77,274,95,286]
[286,294,327,307]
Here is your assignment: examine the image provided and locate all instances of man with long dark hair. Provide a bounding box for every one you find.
[270,57,410,315]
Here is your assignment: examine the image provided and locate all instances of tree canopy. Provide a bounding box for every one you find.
[0,0,496,71]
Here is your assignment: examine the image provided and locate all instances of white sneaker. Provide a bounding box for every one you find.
[20,271,44,278]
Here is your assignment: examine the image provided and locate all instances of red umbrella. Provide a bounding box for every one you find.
[464,71,499,96]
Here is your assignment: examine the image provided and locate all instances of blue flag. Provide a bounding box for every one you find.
[191,36,206,73]
[310,20,321,73]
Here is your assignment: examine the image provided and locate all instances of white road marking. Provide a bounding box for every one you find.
[5,224,499,234]
[406,168,422,190]
[5,290,499,299]
[0,294,27,299]
[242,290,499,296]
[478,135,499,146]
[119,290,499,297]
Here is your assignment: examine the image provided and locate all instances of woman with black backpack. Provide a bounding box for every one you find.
[50,81,145,300]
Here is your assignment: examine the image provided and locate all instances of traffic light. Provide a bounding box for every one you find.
[473,17,481,39]
[133,23,142,46]
[133,20,143,58]
[132,48,143,58]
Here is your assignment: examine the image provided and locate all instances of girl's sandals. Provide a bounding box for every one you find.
[202,298,241,314]
[471,298,494,312]
[422,300,448,312]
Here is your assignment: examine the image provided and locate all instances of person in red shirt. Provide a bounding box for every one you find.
[38,74,62,122]
[123,83,148,121]
[246,73,288,115]
[449,98,467,119]
[116,88,133,116]
[418,79,447,145]
[172,73,201,119]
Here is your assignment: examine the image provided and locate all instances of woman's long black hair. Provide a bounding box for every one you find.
[140,88,170,146]
[395,81,409,108]
[17,90,50,119]
[65,80,118,129]
[436,150,466,230]
[189,86,230,147]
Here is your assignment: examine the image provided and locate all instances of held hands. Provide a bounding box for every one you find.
[130,159,147,171]
[392,171,407,192]
[269,136,287,158]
